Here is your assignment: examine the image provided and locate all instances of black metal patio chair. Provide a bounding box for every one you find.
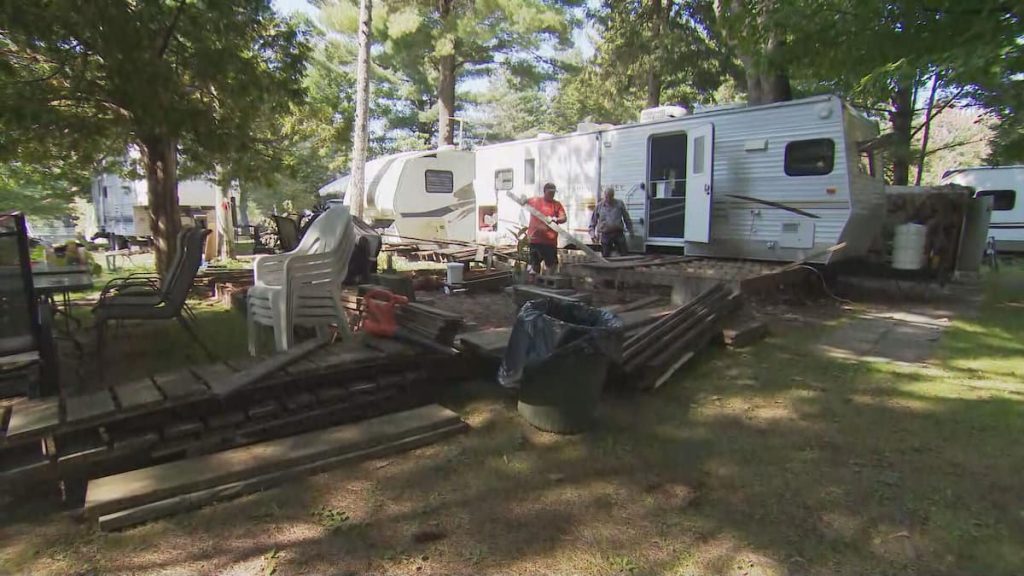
[94,227,215,375]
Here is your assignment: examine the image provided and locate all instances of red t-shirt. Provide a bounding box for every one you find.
[526,197,566,246]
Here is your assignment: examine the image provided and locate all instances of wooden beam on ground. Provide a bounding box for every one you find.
[96,421,467,532]
[84,404,465,519]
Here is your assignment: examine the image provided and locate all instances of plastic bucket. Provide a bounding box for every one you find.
[446,262,465,285]
[892,223,927,270]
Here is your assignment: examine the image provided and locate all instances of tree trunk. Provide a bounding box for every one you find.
[238,184,250,228]
[889,82,914,186]
[740,53,764,105]
[348,0,372,220]
[646,0,664,108]
[760,34,792,103]
[141,136,180,275]
[215,177,235,260]
[915,73,940,186]
[438,54,456,145]
[436,0,457,146]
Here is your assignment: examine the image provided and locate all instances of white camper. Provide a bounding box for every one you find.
[473,95,886,264]
[320,148,476,243]
[941,165,1024,251]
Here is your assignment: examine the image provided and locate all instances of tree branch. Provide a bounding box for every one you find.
[924,136,989,157]
[909,86,966,139]
[157,0,187,58]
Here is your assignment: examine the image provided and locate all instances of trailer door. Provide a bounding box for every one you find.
[685,123,714,243]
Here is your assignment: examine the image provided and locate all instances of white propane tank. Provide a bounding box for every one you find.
[446,262,465,285]
[892,223,928,270]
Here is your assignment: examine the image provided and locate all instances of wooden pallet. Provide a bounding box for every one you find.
[0,335,460,488]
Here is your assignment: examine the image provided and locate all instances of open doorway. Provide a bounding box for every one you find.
[647,132,687,241]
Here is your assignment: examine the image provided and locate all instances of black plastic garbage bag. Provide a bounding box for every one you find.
[498,298,624,388]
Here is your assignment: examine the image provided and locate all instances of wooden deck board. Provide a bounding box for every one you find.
[4,398,61,440]
[153,371,208,400]
[202,337,326,397]
[112,378,165,411]
[65,390,118,425]
[85,404,464,518]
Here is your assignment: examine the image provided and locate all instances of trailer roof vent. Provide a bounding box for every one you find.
[639,105,690,123]
[575,122,612,133]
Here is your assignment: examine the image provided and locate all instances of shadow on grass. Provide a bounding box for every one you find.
[4,272,1024,575]
[61,299,249,391]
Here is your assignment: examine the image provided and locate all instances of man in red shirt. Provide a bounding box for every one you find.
[526,182,567,273]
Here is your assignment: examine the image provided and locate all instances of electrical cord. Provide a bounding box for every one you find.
[795,264,854,305]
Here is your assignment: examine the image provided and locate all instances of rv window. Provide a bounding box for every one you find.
[693,136,706,174]
[494,169,514,191]
[977,189,1016,211]
[648,133,688,197]
[425,170,454,194]
[524,159,535,185]
[785,139,835,176]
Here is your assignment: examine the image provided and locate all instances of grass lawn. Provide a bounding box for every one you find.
[2,268,1022,575]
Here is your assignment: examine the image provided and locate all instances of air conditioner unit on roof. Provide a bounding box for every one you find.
[639,105,690,122]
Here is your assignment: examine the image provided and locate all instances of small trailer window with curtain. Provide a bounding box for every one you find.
[424,170,454,194]
[785,139,835,176]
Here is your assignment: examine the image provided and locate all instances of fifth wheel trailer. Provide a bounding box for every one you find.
[941,165,1024,251]
[473,94,886,264]
[319,147,476,243]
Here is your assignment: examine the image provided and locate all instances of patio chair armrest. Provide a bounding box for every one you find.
[99,277,160,302]
[253,253,292,285]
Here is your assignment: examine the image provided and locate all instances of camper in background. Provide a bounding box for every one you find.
[941,166,1024,252]
[473,94,886,265]
[319,148,476,244]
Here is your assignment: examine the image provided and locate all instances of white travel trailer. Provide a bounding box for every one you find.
[90,174,226,237]
[474,94,886,264]
[320,148,476,243]
[941,165,1024,251]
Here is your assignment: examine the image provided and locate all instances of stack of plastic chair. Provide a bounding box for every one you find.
[247,205,356,354]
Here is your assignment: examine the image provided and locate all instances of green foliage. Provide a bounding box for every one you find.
[312,505,351,531]
[237,26,357,215]
[592,0,738,106]
[549,64,643,131]
[1,0,309,155]
[317,0,583,148]
[0,160,90,220]
[0,0,309,262]
[466,74,554,143]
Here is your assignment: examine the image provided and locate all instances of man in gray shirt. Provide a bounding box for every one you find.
[589,186,633,257]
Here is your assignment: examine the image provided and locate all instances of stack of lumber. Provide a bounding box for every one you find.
[84,404,467,531]
[395,302,464,347]
[620,283,740,390]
